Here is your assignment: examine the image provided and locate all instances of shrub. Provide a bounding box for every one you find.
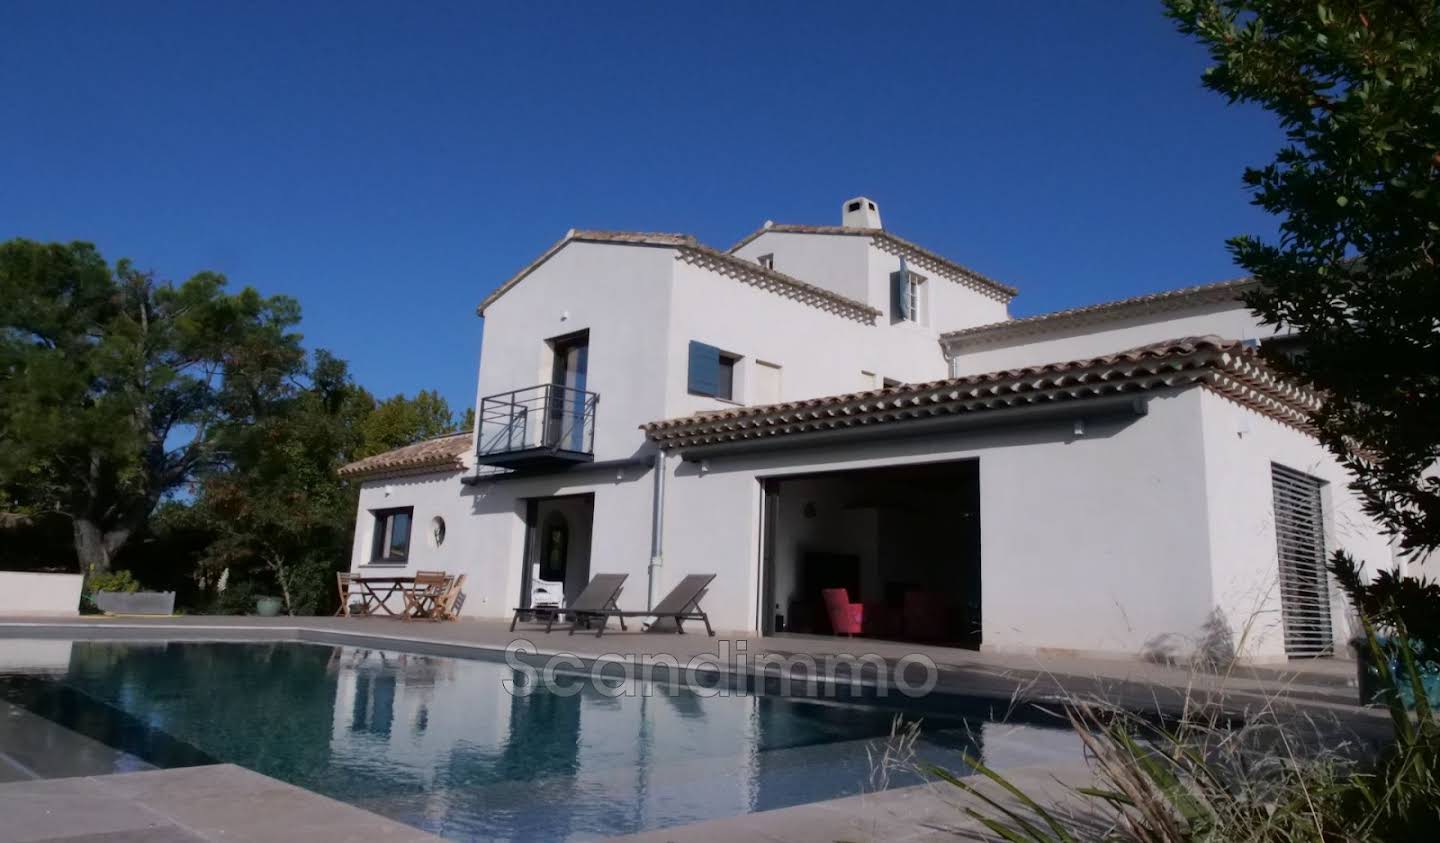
[87,569,141,594]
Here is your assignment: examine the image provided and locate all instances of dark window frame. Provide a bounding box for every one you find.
[370,506,414,564]
[716,353,739,401]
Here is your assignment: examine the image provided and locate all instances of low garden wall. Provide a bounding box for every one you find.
[0,571,83,615]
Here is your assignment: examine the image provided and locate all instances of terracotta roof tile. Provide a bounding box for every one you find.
[642,336,1319,450]
[338,431,472,480]
[728,224,1017,301]
[940,277,1259,346]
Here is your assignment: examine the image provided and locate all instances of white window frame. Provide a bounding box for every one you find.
[907,271,931,325]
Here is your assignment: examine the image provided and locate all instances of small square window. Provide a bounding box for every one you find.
[757,253,774,270]
[371,507,413,563]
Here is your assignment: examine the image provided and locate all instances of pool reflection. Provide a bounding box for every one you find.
[0,641,1081,842]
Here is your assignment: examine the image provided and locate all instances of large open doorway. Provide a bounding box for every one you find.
[761,460,981,648]
[519,494,595,612]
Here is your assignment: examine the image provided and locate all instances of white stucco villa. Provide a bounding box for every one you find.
[340,197,1395,663]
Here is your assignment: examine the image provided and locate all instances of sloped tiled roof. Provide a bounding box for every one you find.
[475,229,878,323]
[642,336,1319,451]
[940,277,1259,347]
[728,223,1018,301]
[338,431,472,480]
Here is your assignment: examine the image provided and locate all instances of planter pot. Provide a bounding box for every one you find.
[1351,635,1440,709]
[255,596,284,617]
[92,590,175,616]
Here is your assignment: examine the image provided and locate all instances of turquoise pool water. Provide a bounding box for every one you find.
[0,640,1080,841]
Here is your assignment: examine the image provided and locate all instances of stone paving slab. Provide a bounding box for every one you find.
[0,702,151,781]
[0,765,442,843]
[608,763,1104,843]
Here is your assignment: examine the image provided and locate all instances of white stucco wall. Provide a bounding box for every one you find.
[862,244,1010,337]
[475,240,678,462]
[732,230,1011,342]
[350,462,660,622]
[1197,390,1391,661]
[660,388,1219,655]
[732,231,872,304]
[0,571,83,616]
[947,300,1282,377]
[665,261,949,419]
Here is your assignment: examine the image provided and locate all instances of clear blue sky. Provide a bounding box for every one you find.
[1,1,1281,414]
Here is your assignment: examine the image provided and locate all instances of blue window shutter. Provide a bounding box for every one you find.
[890,270,908,323]
[688,341,721,396]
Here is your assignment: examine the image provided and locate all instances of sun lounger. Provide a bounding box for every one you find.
[511,573,628,633]
[570,573,716,638]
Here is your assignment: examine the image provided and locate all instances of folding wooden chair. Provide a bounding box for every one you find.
[403,571,450,621]
[428,574,467,621]
[335,572,368,617]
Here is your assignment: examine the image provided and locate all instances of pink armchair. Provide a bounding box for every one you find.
[822,588,864,636]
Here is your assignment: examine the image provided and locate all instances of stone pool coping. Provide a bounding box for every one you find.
[0,763,441,842]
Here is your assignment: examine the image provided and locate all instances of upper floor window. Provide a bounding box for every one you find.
[688,341,741,401]
[890,266,927,324]
[371,507,413,563]
[756,253,775,270]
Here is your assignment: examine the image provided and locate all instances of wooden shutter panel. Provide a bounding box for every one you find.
[687,341,721,396]
[890,270,908,323]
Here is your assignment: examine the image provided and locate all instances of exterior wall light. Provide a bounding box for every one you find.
[1072,419,1086,437]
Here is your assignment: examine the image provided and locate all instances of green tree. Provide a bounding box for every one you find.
[0,239,303,577]
[358,388,459,457]
[1167,1,1440,557]
[199,351,370,615]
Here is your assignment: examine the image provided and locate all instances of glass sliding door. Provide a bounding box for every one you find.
[547,331,589,451]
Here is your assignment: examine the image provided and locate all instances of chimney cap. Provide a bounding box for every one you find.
[841,196,882,229]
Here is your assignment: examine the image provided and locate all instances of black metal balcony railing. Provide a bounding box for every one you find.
[477,384,598,469]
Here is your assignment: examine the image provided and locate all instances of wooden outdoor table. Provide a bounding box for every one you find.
[350,575,416,617]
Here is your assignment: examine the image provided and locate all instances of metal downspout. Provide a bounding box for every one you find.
[647,450,666,610]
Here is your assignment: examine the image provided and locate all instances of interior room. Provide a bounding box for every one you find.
[762,459,982,648]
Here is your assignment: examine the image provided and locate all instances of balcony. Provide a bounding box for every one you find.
[476,384,598,470]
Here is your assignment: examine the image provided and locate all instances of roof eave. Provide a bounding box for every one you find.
[640,337,1319,452]
[940,279,1260,348]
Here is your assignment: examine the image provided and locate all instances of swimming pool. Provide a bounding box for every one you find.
[0,639,1081,841]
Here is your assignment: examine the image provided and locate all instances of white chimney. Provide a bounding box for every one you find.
[841,196,882,229]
